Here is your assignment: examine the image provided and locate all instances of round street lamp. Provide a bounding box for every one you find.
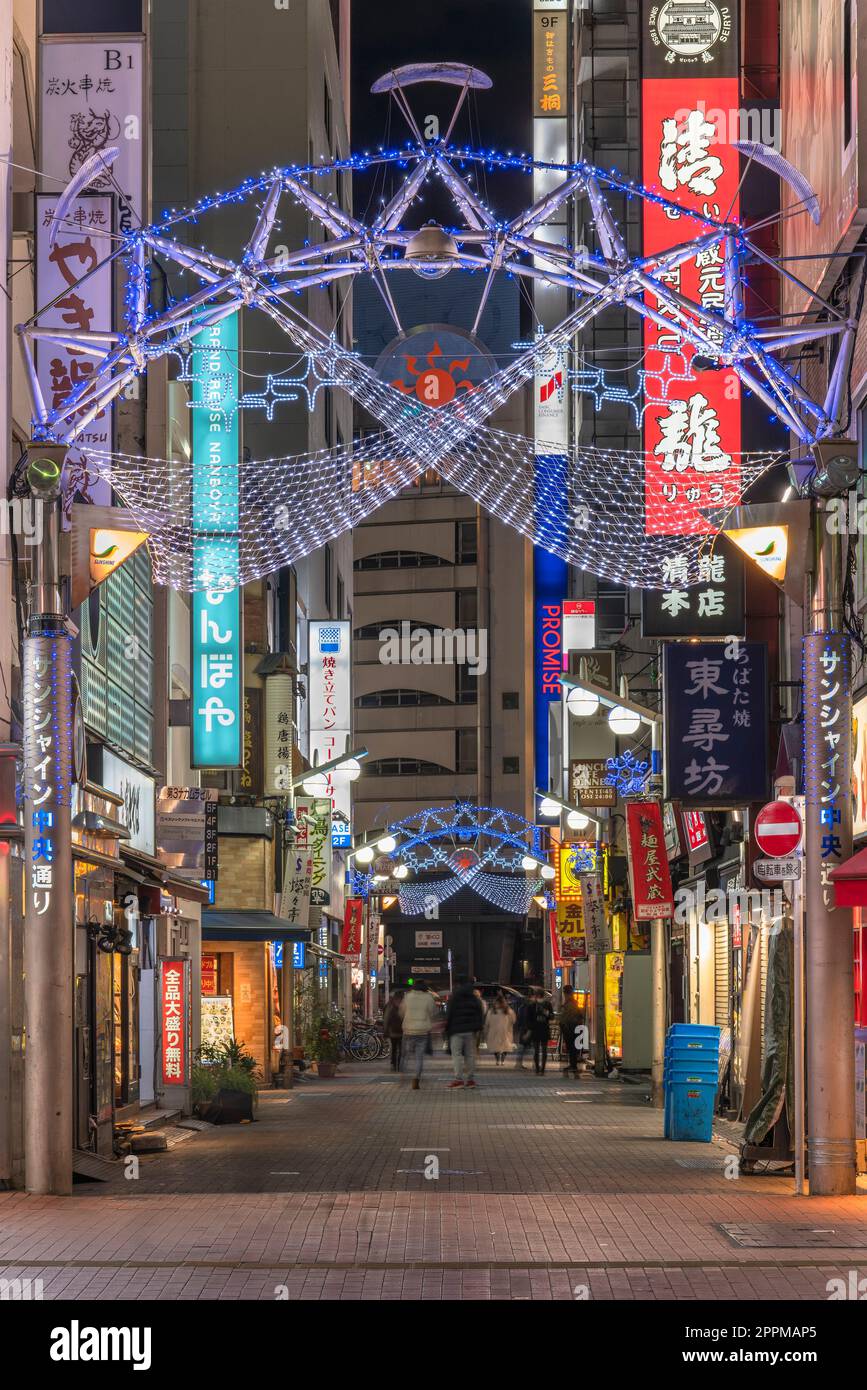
[354,844,375,865]
[566,685,599,718]
[301,770,329,796]
[377,834,397,853]
[521,854,539,871]
[608,705,641,736]
[540,864,556,881]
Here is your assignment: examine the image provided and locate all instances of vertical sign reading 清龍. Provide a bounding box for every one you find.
[191,313,243,769]
[532,0,570,792]
[308,620,352,809]
[641,1,742,537]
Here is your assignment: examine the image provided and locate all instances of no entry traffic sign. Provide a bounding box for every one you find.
[754,800,803,858]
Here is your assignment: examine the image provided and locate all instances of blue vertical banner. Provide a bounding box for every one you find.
[191,312,243,769]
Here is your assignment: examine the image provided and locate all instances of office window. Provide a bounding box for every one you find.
[354,551,450,571]
[456,728,478,774]
[502,756,520,775]
[844,0,853,148]
[456,519,478,564]
[365,757,452,776]
[355,689,450,708]
[456,589,478,627]
[336,573,344,619]
[502,691,519,710]
[324,544,333,613]
[456,664,478,705]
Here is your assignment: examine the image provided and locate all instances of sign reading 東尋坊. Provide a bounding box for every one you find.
[664,641,769,805]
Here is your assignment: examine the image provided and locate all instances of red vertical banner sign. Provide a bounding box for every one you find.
[625,801,675,920]
[548,910,563,970]
[341,897,363,957]
[160,958,189,1088]
[641,3,742,538]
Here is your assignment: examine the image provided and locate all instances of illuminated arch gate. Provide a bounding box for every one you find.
[358,802,563,990]
[354,802,551,918]
[17,61,853,590]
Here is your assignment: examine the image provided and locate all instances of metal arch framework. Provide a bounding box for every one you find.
[366,799,553,919]
[16,63,862,589]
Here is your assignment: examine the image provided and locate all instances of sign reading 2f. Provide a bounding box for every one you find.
[191,311,243,769]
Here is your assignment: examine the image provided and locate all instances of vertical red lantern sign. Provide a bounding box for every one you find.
[641,2,742,537]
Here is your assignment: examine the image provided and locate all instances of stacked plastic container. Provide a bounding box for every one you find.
[663,1023,721,1142]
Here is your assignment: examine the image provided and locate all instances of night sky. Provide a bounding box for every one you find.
[350,0,533,221]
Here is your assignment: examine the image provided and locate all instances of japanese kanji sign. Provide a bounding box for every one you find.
[35,194,114,513]
[159,958,189,1089]
[556,900,588,960]
[641,544,744,637]
[308,619,351,811]
[641,3,742,534]
[264,673,294,795]
[341,898,363,957]
[803,633,852,910]
[191,312,242,769]
[624,802,675,921]
[664,641,769,804]
[533,10,568,117]
[23,632,74,928]
[579,874,613,952]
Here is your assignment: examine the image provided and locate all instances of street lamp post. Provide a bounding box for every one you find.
[560,674,666,1101]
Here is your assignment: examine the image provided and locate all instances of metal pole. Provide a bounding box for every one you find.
[792,813,805,1195]
[593,948,606,1077]
[0,0,13,1188]
[804,504,856,1195]
[649,720,666,1107]
[23,484,74,1194]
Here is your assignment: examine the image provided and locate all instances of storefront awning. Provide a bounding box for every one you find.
[828,847,867,907]
[119,847,211,904]
[202,909,310,942]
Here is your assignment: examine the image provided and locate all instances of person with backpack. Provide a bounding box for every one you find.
[382,990,404,1072]
[444,976,485,1088]
[530,988,554,1075]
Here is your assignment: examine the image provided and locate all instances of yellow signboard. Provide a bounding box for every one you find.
[89,526,149,588]
[556,900,587,960]
[723,525,788,583]
[605,952,624,1060]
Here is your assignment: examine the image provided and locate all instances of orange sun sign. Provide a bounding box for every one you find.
[391,339,475,407]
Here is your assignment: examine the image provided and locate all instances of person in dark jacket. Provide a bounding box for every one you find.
[382,990,404,1072]
[558,986,582,1078]
[444,977,485,1088]
[530,989,554,1075]
[515,994,534,1070]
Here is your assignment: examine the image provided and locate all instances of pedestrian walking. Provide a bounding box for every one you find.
[398,983,436,1089]
[558,985,582,1077]
[444,976,485,1088]
[382,989,404,1072]
[530,989,554,1075]
[515,993,534,1069]
[484,992,516,1065]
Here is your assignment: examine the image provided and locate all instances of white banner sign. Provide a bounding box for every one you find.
[39,39,146,237]
[308,619,351,811]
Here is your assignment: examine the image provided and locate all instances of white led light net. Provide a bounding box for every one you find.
[90,429,781,591]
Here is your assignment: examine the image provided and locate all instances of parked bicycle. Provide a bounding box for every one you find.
[336,1019,388,1062]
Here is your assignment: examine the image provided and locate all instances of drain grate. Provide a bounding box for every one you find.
[675,1157,728,1170]
[720,1223,867,1249]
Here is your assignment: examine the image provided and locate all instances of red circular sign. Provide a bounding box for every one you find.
[754,800,803,858]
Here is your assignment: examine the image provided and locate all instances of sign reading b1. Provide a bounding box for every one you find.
[754,800,803,858]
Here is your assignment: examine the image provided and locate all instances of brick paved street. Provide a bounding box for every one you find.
[1,1058,866,1300]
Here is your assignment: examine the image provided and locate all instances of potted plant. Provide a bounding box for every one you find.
[193,1038,261,1122]
[305,1012,342,1078]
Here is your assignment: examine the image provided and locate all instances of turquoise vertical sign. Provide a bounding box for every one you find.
[190,311,242,769]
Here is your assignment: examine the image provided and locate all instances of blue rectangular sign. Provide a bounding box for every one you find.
[664,641,769,805]
[292,941,306,970]
[190,312,242,769]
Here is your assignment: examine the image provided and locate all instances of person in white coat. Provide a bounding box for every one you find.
[484,993,516,1066]
[399,983,437,1089]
